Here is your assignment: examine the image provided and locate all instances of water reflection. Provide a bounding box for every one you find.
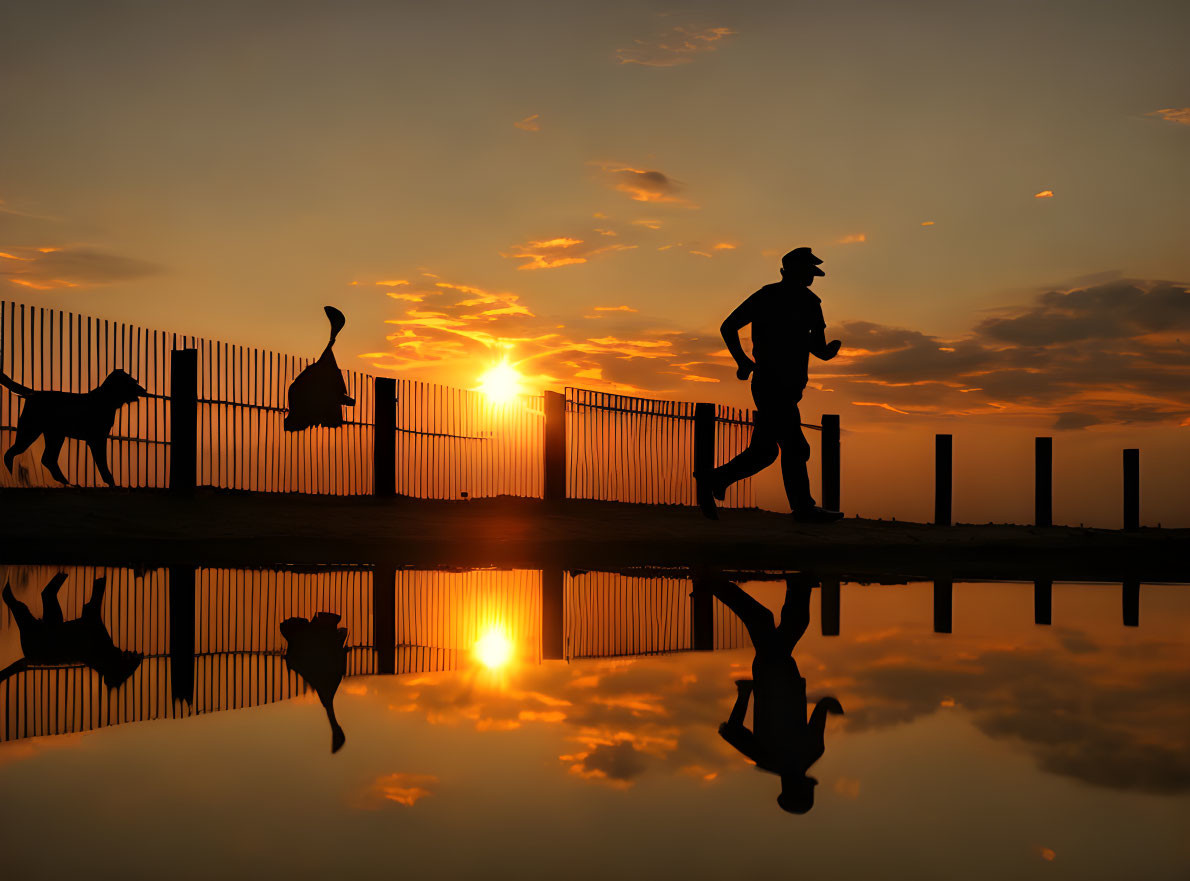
[704,573,843,814]
[281,613,348,752]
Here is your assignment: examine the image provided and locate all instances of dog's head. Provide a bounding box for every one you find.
[100,369,148,405]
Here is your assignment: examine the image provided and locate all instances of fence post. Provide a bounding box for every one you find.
[373,377,396,498]
[1035,437,1052,527]
[933,578,952,634]
[168,564,196,703]
[1034,579,1052,626]
[934,434,952,526]
[1123,449,1139,530]
[690,577,714,651]
[544,390,566,502]
[169,348,197,496]
[821,414,840,512]
[820,578,840,637]
[542,567,564,660]
[694,402,715,496]
[373,563,395,674]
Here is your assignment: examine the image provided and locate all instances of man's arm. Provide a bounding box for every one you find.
[721,298,757,380]
[806,301,841,361]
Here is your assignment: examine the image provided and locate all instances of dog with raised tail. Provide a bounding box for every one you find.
[284,306,356,431]
[2,368,147,486]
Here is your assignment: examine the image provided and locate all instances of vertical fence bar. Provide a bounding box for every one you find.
[934,434,952,526]
[544,390,566,502]
[542,567,564,660]
[933,578,952,634]
[1034,579,1052,626]
[1123,449,1139,530]
[169,349,197,496]
[1035,437,1052,527]
[373,377,396,498]
[820,578,840,637]
[821,414,840,512]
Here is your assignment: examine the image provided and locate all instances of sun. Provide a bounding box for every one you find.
[474,627,513,669]
[477,360,523,404]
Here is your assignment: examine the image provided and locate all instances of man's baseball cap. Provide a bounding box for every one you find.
[781,247,825,276]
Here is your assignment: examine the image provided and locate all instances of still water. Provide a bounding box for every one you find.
[1,565,1186,880]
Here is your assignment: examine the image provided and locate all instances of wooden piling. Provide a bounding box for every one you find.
[373,377,396,498]
[373,563,395,674]
[542,567,564,660]
[544,390,567,502]
[933,579,952,634]
[820,578,840,637]
[1123,449,1139,530]
[690,578,714,651]
[693,402,715,496]
[1035,437,1052,527]
[821,414,840,512]
[168,564,195,703]
[1034,579,1052,626]
[935,434,952,526]
[1123,581,1139,627]
[169,348,197,496]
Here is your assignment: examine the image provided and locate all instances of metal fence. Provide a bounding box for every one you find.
[565,388,756,508]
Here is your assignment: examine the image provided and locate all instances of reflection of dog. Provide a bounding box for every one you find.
[284,306,355,431]
[281,612,348,752]
[1,369,147,486]
[1,573,143,689]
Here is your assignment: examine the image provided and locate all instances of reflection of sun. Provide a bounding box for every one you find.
[477,361,523,404]
[474,627,513,669]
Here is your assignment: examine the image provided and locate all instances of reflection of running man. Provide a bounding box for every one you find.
[698,248,843,522]
[706,574,844,814]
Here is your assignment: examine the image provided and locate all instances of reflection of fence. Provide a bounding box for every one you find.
[0,564,768,743]
[2,299,841,509]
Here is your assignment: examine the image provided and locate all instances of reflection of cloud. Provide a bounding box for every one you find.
[1147,108,1190,125]
[514,114,541,132]
[350,773,438,809]
[616,25,735,67]
[1034,189,1054,199]
[503,236,636,270]
[593,163,696,207]
[0,246,161,291]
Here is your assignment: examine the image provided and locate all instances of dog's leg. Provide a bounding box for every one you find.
[87,436,115,487]
[40,572,69,626]
[39,433,71,485]
[83,576,107,619]
[3,419,40,474]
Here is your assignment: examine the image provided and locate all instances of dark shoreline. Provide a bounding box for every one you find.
[2,488,1185,582]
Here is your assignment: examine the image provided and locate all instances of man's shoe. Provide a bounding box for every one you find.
[792,506,845,523]
[694,472,719,520]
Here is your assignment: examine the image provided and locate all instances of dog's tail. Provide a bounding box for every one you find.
[324,306,346,346]
[0,371,33,397]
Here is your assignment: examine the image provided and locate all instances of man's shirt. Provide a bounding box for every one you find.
[732,282,826,386]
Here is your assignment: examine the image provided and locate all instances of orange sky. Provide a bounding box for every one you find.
[1,1,1188,523]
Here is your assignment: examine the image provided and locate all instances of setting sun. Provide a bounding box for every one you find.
[473,627,513,669]
[477,361,524,404]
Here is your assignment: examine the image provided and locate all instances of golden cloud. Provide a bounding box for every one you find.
[593,163,697,207]
[1147,107,1190,125]
[0,245,160,291]
[616,25,736,67]
[350,773,438,809]
[514,113,541,132]
[503,236,637,270]
[1034,190,1054,199]
[838,233,867,244]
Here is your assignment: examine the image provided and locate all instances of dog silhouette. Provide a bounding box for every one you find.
[280,611,348,752]
[1,573,143,690]
[284,306,355,431]
[2,368,147,486]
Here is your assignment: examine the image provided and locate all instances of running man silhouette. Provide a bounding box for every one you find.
[697,247,843,521]
[703,572,844,814]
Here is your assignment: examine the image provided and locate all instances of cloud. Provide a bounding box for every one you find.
[616,25,735,67]
[350,773,438,809]
[0,245,161,291]
[514,114,541,132]
[837,233,867,244]
[502,236,637,270]
[593,163,696,207]
[1147,108,1190,125]
[829,279,1190,428]
[920,221,935,227]
[632,219,664,230]
[1034,190,1054,199]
